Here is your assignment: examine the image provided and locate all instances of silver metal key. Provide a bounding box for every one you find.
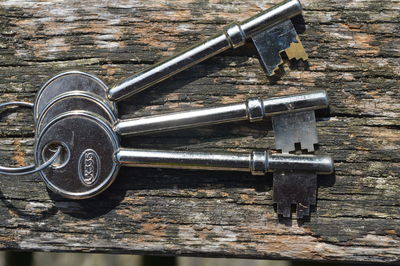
[114,91,327,140]
[108,0,308,101]
[33,73,329,217]
[35,111,333,199]
[114,91,327,154]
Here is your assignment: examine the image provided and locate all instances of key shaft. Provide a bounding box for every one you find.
[108,0,302,101]
[115,91,328,136]
[116,149,333,175]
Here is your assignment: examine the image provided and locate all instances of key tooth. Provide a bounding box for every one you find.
[297,201,311,218]
[251,20,307,76]
[277,202,292,218]
[285,35,308,61]
[273,171,317,219]
[272,110,318,153]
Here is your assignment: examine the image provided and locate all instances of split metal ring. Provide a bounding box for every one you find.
[0,101,61,176]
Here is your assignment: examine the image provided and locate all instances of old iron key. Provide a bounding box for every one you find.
[35,111,333,199]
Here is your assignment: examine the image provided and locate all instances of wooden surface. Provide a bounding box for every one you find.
[0,0,399,264]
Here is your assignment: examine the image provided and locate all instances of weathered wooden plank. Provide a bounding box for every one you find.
[0,0,399,264]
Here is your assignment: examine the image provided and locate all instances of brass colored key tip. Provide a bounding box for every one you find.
[284,35,309,60]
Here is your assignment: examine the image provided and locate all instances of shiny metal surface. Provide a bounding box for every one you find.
[115,102,247,136]
[35,111,120,199]
[36,91,118,135]
[263,90,328,114]
[34,71,117,121]
[115,91,328,136]
[251,19,308,75]
[118,149,251,172]
[33,111,333,199]
[240,0,302,37]
[116,149,333,175]
[108,0,304,101]
[272,110,318,152]
[268,153,333,174]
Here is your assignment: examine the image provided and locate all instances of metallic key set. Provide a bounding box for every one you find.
[6,0,334,218]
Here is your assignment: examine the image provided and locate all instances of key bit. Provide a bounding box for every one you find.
[273,171,316,219]
[251,20,308,75]
[272,110,318,153]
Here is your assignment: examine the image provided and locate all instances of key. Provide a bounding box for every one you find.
[35,111,333,199]
[108,0,308,101]
[114,91,327,154]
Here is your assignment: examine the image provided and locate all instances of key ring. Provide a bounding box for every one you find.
[0,101,62,176]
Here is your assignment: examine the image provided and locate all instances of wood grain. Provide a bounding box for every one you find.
[0,0,399,263]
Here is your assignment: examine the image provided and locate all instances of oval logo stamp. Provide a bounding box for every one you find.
[78,149,101,186]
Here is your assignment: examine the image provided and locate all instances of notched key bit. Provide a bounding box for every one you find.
[273,171,316,219]
[271,110,319,218]
[272,110,318,153]
[269,90,328,153]
[251,20,308,76]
